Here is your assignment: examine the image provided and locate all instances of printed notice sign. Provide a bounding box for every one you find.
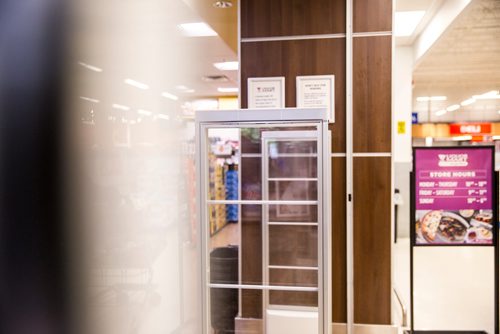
[296,75,335,122]
[248,77,285,109]
[414,147,494,245]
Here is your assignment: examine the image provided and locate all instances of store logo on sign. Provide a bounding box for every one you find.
[460,125,481,134]
[257,87,275,93]
[438,154,469,167]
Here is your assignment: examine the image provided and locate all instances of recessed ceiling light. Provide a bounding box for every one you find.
[460,98,476,106]
[395,11,426,37]
[218,87,238,93]
[157,114,170,120]
[112,103,130,111]
[446,104,460,112]
[124,78,149,90]
[78,61,103,72]
[435,109,447,116]
[175,85,188,90]
[161,92,179,101]
[213,1,233,8]
[214,61,239,71]
[80,96,100,103]
[178,22,217,37]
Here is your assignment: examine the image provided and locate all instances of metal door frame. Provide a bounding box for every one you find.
[196,108,331,334]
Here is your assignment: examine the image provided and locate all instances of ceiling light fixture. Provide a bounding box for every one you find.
[178,22,217,37]
[80,96,100,103]
[124,78,149,90]
[395,11,426,37]
[157,114,170,120]
[460,98,476,106]
[78,61,103,72]
[473,90,500,100]
[213,0,233,8]
[435,109,447,116]
[446,104,460,112]
[218,87,239,93]
[161,92,179,101]
[214,61,239,71]
[138,109,153,116]
[112,103,130,111]
[416,96,447,102]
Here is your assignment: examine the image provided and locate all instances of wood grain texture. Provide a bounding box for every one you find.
[241,206,263,317]
[353,157,391,324]
[353,0,393,33]
[241,38,346,153]
[353,36,392,153]
[241,0,346,38]
[332,157,347,323]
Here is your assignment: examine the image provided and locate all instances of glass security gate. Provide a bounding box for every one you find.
[197,109,331,334]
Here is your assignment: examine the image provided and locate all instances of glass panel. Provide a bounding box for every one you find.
[274,140,317,154]
[269,225,318,267]
[241,205,263,286]
[269,180,318,201]
[269,290,318,308]
[209,288,263,334]
[269,204,318,223]
[207,128,239,201]
[241,156,261,200]
[208,205,264,286]
[269,268,318,287]
[268,157,317,178]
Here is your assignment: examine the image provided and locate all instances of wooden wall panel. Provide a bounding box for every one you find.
[353,157,391,324]
[353,36,392,153]
[332,157,347,323]
[241,38,346,153]
[353,0,393,33]
[241,0,346,38]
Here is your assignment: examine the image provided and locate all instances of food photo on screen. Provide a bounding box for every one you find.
[415,209,493,245]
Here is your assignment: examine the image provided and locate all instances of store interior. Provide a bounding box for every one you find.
[20,0,498,333]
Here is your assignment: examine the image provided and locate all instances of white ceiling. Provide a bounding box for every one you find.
[410,0,500,123]
[70,0,238,118]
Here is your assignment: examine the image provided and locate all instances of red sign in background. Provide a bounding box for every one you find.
[449,123,491,135]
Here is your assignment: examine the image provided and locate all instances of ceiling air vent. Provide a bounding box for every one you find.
[202,75,230,82]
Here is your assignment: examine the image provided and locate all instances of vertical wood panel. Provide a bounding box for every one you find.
[353,0,393,33]
[241,39,346,153]
[241,0,346,38]
[353,36,392,153]
[353,157,391,324]
[332,157,347,323]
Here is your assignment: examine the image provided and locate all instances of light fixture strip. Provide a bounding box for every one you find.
[112,103,130,111]
[124,78,149,90]
[78,61,103,72]
[161,92,179,101]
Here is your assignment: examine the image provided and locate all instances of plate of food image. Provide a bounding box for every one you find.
[466,226,493,244]
[420,210,469,243]
[471,211,493,227]
[458,209,475,219]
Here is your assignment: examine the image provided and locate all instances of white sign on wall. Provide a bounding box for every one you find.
[296,75,335,122]
[248,77,285,109]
